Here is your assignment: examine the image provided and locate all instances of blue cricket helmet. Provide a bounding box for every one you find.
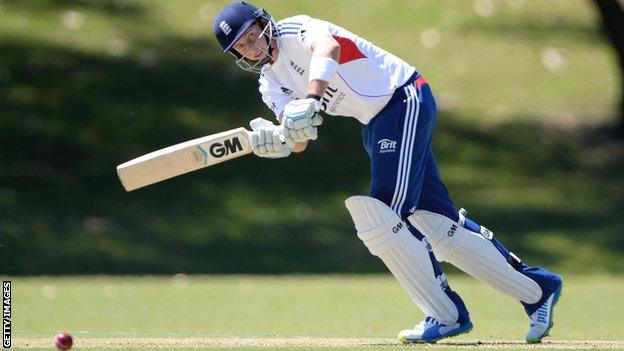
[214,1,264,53]
[213,1,278,73]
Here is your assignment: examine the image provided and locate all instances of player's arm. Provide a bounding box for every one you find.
[289,32,340,153]
[254,76,296,159]
[306,33,340,98]
[281,33,340,148]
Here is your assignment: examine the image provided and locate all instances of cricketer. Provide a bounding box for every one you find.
[213,1,563,344]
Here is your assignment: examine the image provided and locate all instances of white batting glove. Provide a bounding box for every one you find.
[249,117,291,159]
[282,98,323,144]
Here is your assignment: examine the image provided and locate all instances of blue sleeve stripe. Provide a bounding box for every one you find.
[277,24,301,29]
[277,29,300,35]
[277,27,301,33]
[278,32,300,37]
[278,26,301,31]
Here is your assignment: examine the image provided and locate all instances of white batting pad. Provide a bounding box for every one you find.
[408,210,542,304]
[345,196,459,325]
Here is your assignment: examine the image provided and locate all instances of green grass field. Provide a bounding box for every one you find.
[8,274,624,350]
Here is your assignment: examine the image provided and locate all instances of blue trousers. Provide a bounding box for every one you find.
[362,72,561,317]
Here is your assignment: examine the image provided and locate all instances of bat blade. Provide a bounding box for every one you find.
[117,127,252,191]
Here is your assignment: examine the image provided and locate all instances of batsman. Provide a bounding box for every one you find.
[213,2,562,344]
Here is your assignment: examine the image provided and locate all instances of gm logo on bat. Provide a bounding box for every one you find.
[197,137,244,164]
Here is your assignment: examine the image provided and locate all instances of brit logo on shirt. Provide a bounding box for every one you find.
[289,60,305,76]
[280,87,293,95]
[377,139,397,153]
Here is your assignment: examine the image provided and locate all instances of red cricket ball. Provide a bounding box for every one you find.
[54,331,73,350]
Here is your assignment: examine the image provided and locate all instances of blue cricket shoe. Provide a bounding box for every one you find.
[398,316,473,344]
[526,277,563,343]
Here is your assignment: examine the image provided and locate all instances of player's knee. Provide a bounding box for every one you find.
[407,210,467,261]
[344,195,407,256]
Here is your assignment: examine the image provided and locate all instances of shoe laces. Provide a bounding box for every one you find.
[423,316,444,327]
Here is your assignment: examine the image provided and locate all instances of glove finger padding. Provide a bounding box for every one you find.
[272,128,282,149]
[264,129,272,140]
[304,126,318,140]
[311,114,323,127]
[281,98,321,143]
[251,125,291,158]
[286,126,317,142]
[249,118,292,158]
[285,118,295,130]
[252,131,268,155]
[283,134,296,149]
[296,129,307,140]
[265,134,291,158]
[251,132,260,149]
[291,118,310,130]
[250,117,275,131]
[270,147,291,158]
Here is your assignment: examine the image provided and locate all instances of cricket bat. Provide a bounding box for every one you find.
[117,127,252,191]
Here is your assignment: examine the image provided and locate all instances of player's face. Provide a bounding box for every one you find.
[232,24,269,61]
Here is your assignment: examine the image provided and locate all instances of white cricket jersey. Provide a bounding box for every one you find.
[259,15,416,125]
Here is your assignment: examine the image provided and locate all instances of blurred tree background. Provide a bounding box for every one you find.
[1,0,622,275]
[592,0,624,134]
